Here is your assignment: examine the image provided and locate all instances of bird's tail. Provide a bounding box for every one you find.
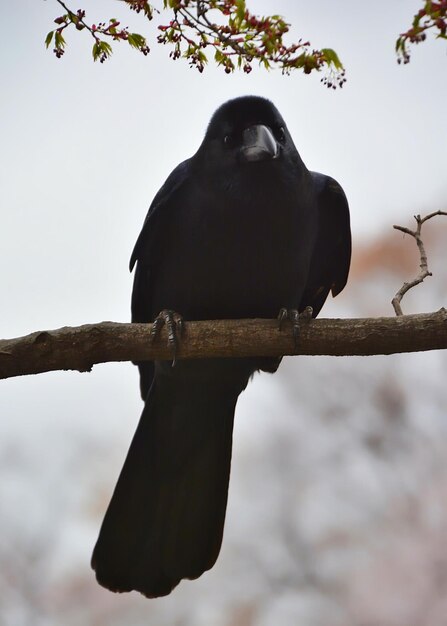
[91,359,251,597]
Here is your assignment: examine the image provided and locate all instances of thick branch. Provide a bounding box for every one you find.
[1,311,446,380]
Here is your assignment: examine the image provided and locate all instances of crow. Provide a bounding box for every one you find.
[91,95,351,597]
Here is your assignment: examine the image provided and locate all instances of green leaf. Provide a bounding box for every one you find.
[45,31,54,49]
[54,31,66,49]
[321,48,343,69]
[128,33,146,49]
[68,12,78,25]
[92,41,102,61]
[214,49,225,64]
[236,0,246,22]
[132,33,145,46]
[101,41,113,55]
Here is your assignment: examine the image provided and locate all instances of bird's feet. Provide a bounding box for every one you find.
[277,306,313,347]
[151,309,184,365]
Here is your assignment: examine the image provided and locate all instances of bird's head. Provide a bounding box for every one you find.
[197,96,302,170]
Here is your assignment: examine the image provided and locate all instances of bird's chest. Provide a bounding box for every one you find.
[154,182,314,319]
[198,194,296,272]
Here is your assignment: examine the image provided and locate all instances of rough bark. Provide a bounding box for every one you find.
[0,309,446,380]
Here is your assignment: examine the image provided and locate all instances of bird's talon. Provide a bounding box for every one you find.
[150,316,164,339]
[277,308,301,348]
[300,306,314,322]
[277,307,288,331]
[293,323,300,341]
[177,318,185,335]
[151,309,184,365]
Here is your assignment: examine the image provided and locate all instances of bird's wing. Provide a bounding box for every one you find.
[130,157,193,322]
[129,158,192,272]
[130,158,192,400]
[301,172,351,316]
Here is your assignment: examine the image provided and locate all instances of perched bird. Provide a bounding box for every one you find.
[91,96,351,597]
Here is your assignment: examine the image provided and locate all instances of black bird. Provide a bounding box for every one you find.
[91,96,351,597]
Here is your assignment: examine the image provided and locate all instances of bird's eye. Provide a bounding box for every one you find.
[223,135,235,148]
[277,126,286,142]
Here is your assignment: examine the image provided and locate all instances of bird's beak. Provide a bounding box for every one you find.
[240,125,279,162]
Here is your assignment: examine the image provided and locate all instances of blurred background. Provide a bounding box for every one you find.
[1,1,447,624]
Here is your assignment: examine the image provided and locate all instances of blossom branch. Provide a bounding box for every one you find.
[45,0,345,85]
[396,0,447,64]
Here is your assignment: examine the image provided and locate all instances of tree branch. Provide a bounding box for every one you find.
[1,311,446,380]
[392,210,447,315]
[46,1,345,84]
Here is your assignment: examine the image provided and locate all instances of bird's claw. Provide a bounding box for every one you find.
[151,309,184,366]
[278,307,299,332]
[300,306,314,322]
[277,307,313,348]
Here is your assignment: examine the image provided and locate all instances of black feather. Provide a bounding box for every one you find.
[91,95,351,597]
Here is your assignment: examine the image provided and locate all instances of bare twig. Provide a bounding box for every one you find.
[1,311,446,380]
[392,210,447,315]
